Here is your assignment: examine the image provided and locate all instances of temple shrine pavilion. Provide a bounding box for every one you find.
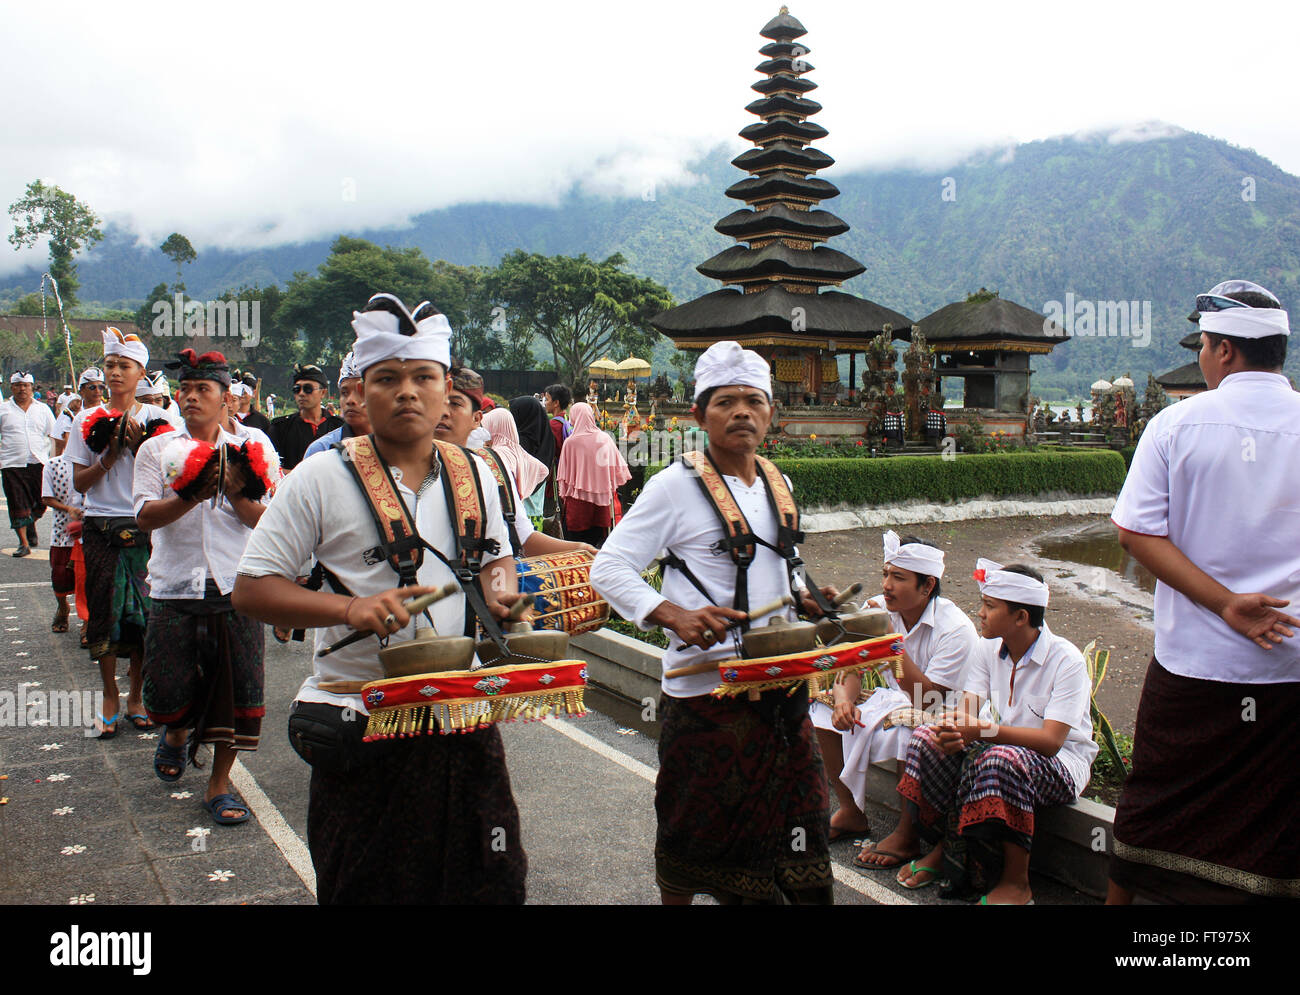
[916,290,1068,419]
[1155,325,1208,400]
[651,7,911,405]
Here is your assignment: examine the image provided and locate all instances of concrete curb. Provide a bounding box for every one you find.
[572,627,1117,899]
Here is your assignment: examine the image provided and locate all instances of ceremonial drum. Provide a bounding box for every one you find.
[515,549,608,636]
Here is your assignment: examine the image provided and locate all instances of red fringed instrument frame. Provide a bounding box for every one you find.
[360,660,588,737]
[711,632,906,698]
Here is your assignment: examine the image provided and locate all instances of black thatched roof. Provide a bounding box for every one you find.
[759,40,808,59]
[740,117,827,144]
[761,9,807,40]
[1155,361,1207,389]
[751,74,817,96]
[1180,330,1202,350]
[697,243,865,283]
[916,296,1068,346]
[726,173,839,204]
[745,94,822,118]
[651,287,911,343]
[732,142,833,173]
[756,57,814,75]
[715,204,848,240]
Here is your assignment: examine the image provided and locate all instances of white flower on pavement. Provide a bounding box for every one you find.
[186,827,211,839]
[39,743,62,751]
[46,773,70,782]
[68,894,95,905]
[52,807,74,816]
[60,844,87,855]
[170,791,192,800]
[207,869,234,882]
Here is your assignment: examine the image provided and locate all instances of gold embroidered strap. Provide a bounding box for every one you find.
[681,449,754,564]
[340,434,420,580]
[755,454,798,538]
[434,439,489,570]
[473,446,516,519]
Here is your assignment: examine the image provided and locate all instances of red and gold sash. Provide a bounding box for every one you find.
[680,449,799,564]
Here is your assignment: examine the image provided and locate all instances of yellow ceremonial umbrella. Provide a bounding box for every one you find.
[616,356,652,380]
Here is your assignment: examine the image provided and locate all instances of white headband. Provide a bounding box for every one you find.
[230,381,252,398]
[102,326,149,367]
[1199,308,1290,339]
[79,367,104,386]
[974,557,1049,608]
[350,296,452,374]
[9,372,33,384]
[135,377,157,397]
[338,350,360,385]
[694,341,772,400]
[883,530,945,578]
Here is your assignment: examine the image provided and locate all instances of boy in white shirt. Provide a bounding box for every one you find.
[896,561,1096,905]
[41,454,83,633]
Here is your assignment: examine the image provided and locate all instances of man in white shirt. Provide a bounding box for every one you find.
[51,367,104,457]
[591,341,839,905]
[0,370,57,555]
[896,561,1094,904]
[65,328,172,737]
[233,293,526,904]
[135,349,273,825]
[813,532,980,869]
[1107,280,1300,905]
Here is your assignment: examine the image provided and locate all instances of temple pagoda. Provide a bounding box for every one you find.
[1154,325,1207,400]
[651,7,911,406]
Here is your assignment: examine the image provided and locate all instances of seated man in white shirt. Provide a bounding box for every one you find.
[811,532,979,869]
[233,293,526,904]
[134,349,273,825]
[896,562,1096,905]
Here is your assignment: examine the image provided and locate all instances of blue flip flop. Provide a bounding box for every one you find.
[153,737,187,781]
[203,792,250,826]
[96,713,119,740]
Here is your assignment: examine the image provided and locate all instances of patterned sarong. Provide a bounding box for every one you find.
[307,727,527,905]
[898,725,1075,900]
[142,591,265,757]
[1,463,46,530]
[1110,658,1300,903]
[81,523,150,660]
[654,692,834,904]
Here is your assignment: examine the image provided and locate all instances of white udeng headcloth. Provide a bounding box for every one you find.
[974,557,1049,608]
[102,326,149,367]
[1199,308,1290,339]
[338,350,360,385]
[350,294,451,373]
[883,530,945,578]
[9,371,33,384]
[693,341,772,400]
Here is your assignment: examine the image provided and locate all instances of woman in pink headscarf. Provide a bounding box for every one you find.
[482,407,550,506]
[556,402,630,547]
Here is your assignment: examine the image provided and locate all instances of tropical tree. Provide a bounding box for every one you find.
[6,180,104,311]
[159,233,197,293]
[490,251,673,387]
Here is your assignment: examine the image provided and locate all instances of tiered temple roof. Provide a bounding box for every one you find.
[652,7,911,350]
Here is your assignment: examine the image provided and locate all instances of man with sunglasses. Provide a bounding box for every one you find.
[1107,280,1300,905]
[269,363,343,471]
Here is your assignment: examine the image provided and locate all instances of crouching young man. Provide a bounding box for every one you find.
[896,561,1096,904]
[233,293,526,904]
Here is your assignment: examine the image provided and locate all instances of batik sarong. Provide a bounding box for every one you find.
[307,725,527,905]
[49,545,74,596]
[1,463,46,530]
[142,588,265,760]
[81,522,149,660]
[654,691,834,904]
[898,724,1075,900]
[1110,657,1300,903]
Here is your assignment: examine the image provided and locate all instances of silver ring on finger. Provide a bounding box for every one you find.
[702,630,716,644]
[383,613,398,629]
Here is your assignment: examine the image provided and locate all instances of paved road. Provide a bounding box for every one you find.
[0,512,1093,905]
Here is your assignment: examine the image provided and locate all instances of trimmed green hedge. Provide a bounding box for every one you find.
[1119,445,1136,470]
[644,450,1125,509]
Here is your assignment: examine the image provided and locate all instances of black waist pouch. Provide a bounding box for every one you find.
[287,701,402,774]
[750,681,811,732]
[87,515,144,549]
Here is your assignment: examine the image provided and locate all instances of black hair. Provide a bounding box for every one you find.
[997,563,1045,628]
[1202,290,1287,369]
[897,535,942,600]
[544,383,572,409]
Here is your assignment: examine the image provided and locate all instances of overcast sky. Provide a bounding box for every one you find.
[4,0,1298,277]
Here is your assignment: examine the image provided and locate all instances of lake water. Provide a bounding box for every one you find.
[1033,520,1157,595]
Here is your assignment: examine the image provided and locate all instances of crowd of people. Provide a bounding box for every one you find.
[2,277,1293,906]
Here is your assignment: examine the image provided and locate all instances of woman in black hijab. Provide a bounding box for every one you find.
[510,396,556,518]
